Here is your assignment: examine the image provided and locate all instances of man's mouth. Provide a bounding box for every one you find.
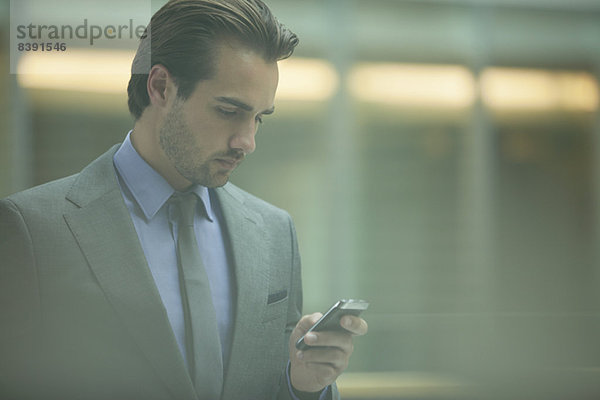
[215,158,239,169]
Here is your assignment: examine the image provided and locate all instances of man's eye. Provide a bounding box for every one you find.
[255,115,264,124]
[218,108,237,117]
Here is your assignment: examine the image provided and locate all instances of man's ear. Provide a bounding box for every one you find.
[147,64,175,108]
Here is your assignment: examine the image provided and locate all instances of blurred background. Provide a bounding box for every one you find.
[2,0,600,398]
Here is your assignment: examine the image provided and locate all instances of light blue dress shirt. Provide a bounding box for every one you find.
[113,132,235,368]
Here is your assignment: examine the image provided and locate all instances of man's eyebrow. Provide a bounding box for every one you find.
[215,96,275,114]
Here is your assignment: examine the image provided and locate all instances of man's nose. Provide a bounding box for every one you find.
[229,119,257,155]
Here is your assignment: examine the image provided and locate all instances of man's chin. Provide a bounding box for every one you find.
[205,181,228,189]
[201,173,230,188]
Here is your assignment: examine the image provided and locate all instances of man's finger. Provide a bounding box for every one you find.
[294,312,323,334]
[340,315,368,335]
[301,330,353,352]
[296,347,349,370]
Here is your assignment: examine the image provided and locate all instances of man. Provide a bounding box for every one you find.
[0,0,367,399]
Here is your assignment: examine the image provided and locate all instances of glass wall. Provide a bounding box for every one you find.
[2,0,600,398]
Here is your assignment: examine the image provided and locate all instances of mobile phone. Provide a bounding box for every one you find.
[295,299,369,350]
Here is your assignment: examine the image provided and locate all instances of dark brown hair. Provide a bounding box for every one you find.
[127,0,299,119]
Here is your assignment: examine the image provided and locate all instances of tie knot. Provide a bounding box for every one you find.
[170,192,198,226]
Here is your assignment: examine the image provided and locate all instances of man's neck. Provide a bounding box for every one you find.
[130,121,192,192]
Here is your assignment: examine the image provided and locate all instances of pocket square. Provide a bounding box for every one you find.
[267,289,288,304]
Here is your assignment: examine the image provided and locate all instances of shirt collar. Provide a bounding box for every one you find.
[189,184,215,223]
[113,131,215,222]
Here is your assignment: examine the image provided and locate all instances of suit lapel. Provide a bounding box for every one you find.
[63,146,197,400]
[215,186,268,399]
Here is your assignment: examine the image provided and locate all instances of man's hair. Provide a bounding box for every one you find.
[127,0,299,120]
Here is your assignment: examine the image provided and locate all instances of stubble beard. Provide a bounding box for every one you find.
[158,99,229,188]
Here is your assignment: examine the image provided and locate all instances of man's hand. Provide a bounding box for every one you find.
[289,312,368,393]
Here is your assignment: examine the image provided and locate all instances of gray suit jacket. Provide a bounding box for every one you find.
[0,145,337,400]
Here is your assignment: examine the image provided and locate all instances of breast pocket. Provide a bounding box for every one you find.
[262,289,288,322]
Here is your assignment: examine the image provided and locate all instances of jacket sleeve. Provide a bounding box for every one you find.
[0,198,44,397]
[0,198,41,338]
[274,215,340,400]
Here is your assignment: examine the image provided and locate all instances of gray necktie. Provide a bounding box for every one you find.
[172,192,223,399]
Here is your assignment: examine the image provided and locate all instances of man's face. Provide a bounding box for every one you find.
[159,42,279,188]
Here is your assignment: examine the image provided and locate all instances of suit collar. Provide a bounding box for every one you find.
[65,144,121,208]
[214,185,270,399]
